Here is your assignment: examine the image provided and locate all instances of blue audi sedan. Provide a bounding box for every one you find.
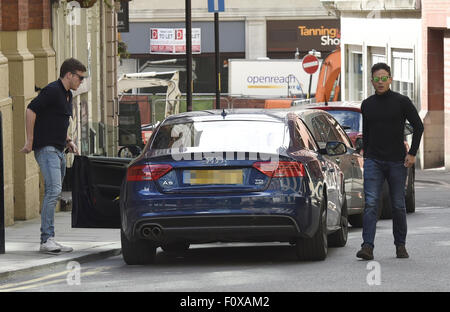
[72,109,348,264]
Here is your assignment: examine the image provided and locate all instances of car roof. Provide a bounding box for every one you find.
[162,108,316,124]
[291,100,362,112]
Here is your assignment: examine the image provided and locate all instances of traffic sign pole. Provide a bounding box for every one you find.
[209,0,224,109]
[215,12,221,109]
[307,75,312,99]
[302,54,319,99]
[186,0,192,111]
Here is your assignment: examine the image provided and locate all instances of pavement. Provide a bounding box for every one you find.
[0,200,121,279]
[0,167,449,280]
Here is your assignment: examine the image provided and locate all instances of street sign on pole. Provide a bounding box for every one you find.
[208,0,225,108]
[302,54,319,75]
[208,0,225,12]
[214,12,221,109]
[302,54,319,99]
[186,0,193,111]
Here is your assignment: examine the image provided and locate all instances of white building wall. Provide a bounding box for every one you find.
[128,0,330,60]
[130,0,328,21]
[341,16,421,106]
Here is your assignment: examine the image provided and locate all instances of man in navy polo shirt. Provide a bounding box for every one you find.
[21,58,86,254]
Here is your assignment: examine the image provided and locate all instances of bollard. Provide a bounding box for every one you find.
[0,111,4,254]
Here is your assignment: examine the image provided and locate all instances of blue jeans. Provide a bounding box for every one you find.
[34,146,66,244]
[362,158,407,248]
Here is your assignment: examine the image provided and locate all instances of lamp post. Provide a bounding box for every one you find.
[186,0,193,111]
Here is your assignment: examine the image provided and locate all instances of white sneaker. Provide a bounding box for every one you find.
[53,239,73,253]
[40,237,62,254]
[40,237,73,254]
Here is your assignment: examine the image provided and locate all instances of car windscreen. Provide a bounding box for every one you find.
[149,120,289,157]
[326,110,362,133]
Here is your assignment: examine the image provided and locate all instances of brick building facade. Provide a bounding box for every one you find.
[421,0,450,168]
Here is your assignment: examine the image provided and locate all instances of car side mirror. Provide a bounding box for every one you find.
[355,137,363,153]
[319,141,347,156]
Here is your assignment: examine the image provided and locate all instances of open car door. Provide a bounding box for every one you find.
[72,155,131,228]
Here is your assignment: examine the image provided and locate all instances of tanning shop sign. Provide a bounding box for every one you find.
[267,19,340,53]
[150,28,201,54]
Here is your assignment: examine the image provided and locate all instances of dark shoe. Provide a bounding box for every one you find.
[396,245,409,258]
[356,245,374,260]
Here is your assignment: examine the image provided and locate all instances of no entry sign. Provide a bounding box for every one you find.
[302,54,319,74]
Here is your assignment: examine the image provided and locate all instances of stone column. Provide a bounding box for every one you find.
[27,0,57,213]
[245,17,266,59]
[28,29,56,89]
[88,4,103,155]
[0,34,15,226]
[1,31,40,220]
[105,2,118,156]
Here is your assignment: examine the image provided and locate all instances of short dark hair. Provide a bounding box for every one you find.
[371,62,391,77]
[59,58,87,78]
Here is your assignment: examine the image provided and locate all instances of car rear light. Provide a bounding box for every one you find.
[252,161,305,178]
[127,164,172,181]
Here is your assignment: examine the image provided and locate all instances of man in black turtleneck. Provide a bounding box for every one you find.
[356,63,424,260]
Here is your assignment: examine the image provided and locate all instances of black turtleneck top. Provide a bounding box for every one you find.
[361,89,424,161]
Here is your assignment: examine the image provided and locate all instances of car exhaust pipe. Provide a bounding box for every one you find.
[141,226,153,238]
[140,225,163,239]
[151,225,163,238]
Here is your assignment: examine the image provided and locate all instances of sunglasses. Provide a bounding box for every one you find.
[72,72,86,82]
[372,76,390,83]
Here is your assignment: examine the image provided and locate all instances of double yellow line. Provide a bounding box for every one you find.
[0,267,108,292]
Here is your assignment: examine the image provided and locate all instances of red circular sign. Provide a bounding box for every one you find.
[302,54,319,74]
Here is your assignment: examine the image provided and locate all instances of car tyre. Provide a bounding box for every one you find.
[348,212,363,228]
[295,198,327,261]
[328,197,348,247]
[121,230,157,265]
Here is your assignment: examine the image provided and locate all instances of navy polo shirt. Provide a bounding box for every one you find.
[28,79,73,152]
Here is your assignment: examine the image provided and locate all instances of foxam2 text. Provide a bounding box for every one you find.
[179,296,271,309]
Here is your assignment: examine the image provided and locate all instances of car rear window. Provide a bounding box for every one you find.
[326,110,362,132]
[150,120,289,156]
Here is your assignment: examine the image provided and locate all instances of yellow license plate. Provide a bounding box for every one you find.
[185,169,243,185]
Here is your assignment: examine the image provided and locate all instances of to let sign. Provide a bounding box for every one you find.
[302,54,319,74]
[150,28,201,54]
[208,0,225,12]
